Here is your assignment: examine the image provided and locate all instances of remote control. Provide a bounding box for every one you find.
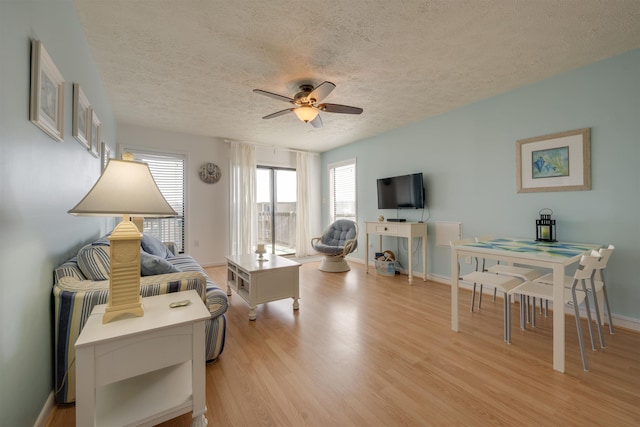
[169,300,191,308]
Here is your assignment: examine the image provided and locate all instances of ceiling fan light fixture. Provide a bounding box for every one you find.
[293,106,318,123]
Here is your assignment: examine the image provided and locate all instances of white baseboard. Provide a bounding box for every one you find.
[35,391,54,427]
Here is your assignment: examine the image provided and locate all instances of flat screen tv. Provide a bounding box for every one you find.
[377,173,424,209]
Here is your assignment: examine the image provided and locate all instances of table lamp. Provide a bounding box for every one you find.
[68,155,177,323]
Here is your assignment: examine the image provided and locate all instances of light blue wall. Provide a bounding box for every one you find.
[0,1,116,425]
[322,49,640,321]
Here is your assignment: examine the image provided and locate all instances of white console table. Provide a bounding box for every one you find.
[365,221,428,284]
[75,290,210,427]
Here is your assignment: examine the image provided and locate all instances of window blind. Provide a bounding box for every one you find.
[126,149,186,253]
[329,160,356,223]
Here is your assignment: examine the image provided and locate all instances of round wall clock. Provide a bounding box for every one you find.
[198,162,221,184]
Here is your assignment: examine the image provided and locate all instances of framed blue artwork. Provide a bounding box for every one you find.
[516,128,591,193]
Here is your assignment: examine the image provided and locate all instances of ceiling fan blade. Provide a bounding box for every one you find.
[309,114,323,128]
[308,81,336,103]
[253,89,294,103]
[318,103,363,114]
[262,108,294,119]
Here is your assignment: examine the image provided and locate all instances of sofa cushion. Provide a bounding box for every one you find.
[321,219,357,246]
[77,244,110,281]
[54,259,86,283]
[141,233,173,259]
[140,251,180,276]
[91,234,111,246]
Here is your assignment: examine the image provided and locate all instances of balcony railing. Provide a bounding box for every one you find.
[258,206,296,256]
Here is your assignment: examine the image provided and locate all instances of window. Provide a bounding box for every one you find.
[125,148,186,252]
[256,166,297,256]
[329,159,356,223]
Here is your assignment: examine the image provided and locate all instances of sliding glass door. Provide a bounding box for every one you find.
[257,166,297,256]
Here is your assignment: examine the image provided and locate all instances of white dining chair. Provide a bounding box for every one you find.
[451,239,522,343]
[474,236,545,319]
[534,244,615,347]
[508,251,602,371]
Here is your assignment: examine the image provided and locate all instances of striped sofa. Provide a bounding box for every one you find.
[52,242,228,404]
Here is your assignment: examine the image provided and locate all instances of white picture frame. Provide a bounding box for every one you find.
[101,141,111,171]
[72,83,91,149]
[30,40,65,142]
[89,111,101,158]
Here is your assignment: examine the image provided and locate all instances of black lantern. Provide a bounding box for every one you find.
[536,208,556,242]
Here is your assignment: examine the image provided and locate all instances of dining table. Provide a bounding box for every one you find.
[450,237,601,373]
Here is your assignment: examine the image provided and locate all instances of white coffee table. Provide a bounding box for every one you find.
[225,253,301,320]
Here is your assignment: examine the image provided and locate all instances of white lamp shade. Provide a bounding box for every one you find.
[68,159,177,217]
[293,106,319,123]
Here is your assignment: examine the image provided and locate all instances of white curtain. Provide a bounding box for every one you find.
[229,142,256,255]
[295,151,312,257]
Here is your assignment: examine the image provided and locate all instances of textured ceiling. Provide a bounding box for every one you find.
[74,0,640,153]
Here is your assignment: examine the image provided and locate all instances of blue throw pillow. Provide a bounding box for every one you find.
[92,235,111,246]
[141,233,173,259]
[140,251,180,276]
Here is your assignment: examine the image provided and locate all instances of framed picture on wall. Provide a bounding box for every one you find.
[30,40,65,142]
[101,141,111,171]
[72,83,91,149]
[516,128,591,193]
[89,111,101,158]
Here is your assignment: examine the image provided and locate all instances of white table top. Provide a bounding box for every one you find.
[225,252,301,272]
[75,290,210,347]
[451,237,601,265]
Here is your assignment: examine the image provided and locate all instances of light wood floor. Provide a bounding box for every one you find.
[47,261,640,426]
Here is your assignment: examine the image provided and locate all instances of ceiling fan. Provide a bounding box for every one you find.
[253,81,363,128]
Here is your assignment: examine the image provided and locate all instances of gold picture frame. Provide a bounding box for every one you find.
[30,40,65,142]
[516,128,591,193]
[72,83,91,149]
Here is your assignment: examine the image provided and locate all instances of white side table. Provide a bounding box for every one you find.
[75,290,210,427]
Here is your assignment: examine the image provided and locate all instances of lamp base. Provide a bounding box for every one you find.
[102,300,144,324]
[103,217,144,324]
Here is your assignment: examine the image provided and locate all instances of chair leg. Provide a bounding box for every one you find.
[493,288,497,302]
[478,284,484,309]
[574,279,598,350]
[504,292,511,344]
[588,278,606,348]
[519,294,526,330]
[470,283,477,312]
[531,297,536,328]
[572,285,589,371]
[601,280,615,334]
[579,280,598,350]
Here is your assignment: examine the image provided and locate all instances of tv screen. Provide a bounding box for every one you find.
[377,173,424,209]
